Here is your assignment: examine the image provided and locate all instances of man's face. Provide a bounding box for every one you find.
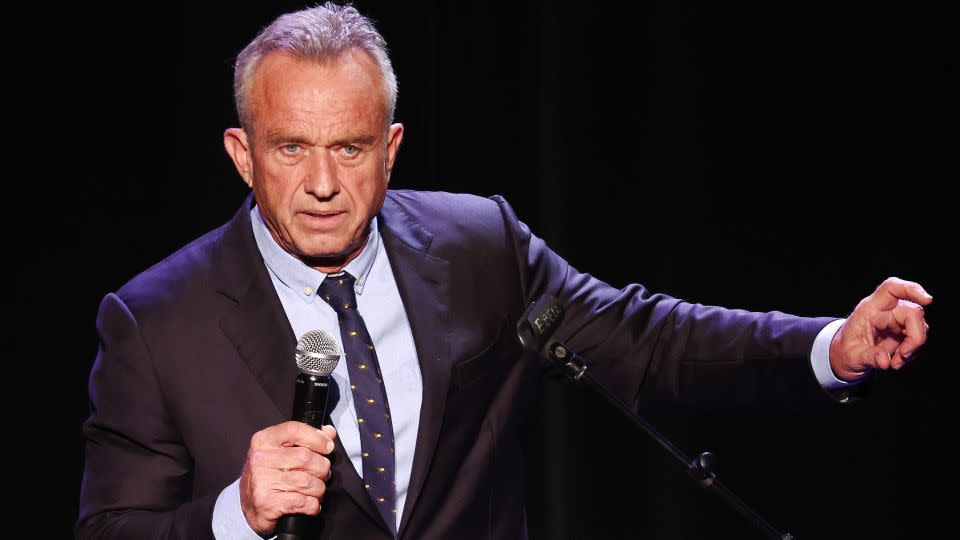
[225,50,403,271]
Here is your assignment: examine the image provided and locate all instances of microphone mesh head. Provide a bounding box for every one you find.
[295,330,341,376]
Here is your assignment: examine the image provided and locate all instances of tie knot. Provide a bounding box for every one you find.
[318,272,358,315]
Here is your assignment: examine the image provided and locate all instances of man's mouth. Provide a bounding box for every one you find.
[299,210,347,226]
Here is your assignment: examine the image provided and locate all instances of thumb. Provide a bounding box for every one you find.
[861,346,891,371]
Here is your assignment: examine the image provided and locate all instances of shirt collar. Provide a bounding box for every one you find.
[250,206,380,303]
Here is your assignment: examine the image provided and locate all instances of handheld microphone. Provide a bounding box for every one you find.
[275,330,341,540]
[290,330,341,427]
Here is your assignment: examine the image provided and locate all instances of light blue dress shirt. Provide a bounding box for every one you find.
[214,208,422,539]
[212,206,853,538]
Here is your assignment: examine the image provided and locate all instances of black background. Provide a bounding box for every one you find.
[14,1,953,538]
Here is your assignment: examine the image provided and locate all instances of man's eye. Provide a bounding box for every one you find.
[282,144,301,154]
[343,145,359,156]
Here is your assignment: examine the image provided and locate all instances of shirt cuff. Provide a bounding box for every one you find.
[810,318,855,390]
[212,477,275,540]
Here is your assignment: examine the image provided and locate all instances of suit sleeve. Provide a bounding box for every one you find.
[77,293,218,540]
[493,195,841,411]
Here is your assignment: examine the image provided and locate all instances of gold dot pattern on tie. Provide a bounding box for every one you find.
[318,271,397,535]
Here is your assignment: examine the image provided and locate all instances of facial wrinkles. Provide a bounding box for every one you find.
[242,51,394,269]
[254,54,388,153]
[260,110,383,161]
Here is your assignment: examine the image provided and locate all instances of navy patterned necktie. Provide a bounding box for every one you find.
[318,272,397,535]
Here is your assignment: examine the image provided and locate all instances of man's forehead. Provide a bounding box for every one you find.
[247,51,387,141]
[253,97,385,138]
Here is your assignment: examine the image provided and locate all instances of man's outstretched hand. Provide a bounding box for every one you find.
[829,277,932,382]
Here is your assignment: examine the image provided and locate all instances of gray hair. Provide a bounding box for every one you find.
[233,2,398,133]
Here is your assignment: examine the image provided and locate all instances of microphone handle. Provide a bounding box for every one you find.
[292,372,332,427]
[275,372,332,539]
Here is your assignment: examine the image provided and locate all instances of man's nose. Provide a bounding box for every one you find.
[303,151,340,199]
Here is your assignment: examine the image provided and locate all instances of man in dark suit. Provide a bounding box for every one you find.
[77,3,931,539]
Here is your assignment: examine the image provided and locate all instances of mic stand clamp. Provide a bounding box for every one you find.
[549,342,587,381]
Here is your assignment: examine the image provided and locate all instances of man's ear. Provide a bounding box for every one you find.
[384,123,404,181]
[224,128,254,188]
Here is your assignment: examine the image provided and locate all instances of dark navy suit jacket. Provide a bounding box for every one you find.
[77,191,837,539]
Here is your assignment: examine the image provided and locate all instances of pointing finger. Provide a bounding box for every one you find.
[871,277,933,310]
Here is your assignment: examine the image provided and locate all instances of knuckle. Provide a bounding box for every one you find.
[903,300,923,312]
[248,450,267,467]
[304,497,321,515]
[250,430,266,448]
[291,493,308,509]
[319,455,331,476]
[295,446,314,465]
[316,480,327,500]
[292,470,313,488]
[284,421,301,439]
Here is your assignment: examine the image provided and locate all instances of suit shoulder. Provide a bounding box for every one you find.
[385,189,516,230]
[382,189,525,270]
[110,223,229,318]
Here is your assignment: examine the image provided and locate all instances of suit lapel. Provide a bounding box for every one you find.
[214,193,393,534]
[219,269,298,419]
[378,197,452,539]
[214,193,298,420]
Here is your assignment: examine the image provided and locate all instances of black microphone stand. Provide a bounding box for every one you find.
[545,340,795,540]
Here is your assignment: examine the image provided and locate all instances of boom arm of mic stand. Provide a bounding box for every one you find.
[546,341,796,540]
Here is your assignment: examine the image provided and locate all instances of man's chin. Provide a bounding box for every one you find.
[295,242,364,272]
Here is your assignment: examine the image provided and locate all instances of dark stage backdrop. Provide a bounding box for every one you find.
[18,1,951,538]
